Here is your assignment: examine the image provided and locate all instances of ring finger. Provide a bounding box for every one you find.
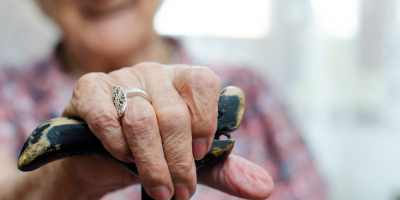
[110,70,174,200]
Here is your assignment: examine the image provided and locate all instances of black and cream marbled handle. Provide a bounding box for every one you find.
[17,86,245,199]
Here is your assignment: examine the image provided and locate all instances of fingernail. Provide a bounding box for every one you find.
[193,139,207,160]
[151,186,170,200]
[175,184,191,200]
[127,155,135,163]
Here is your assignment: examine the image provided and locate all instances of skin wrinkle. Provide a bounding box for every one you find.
[126,130,160,158]
[123,99,157,146]
[89,109,120,132]
[70,74,111,117]
[130,68,146,91]
[162,131,190,154]
[108,68,142,89]
[131,144,167,178]
[139,158,167,180]
[224,160,251,198]
[123,106,155,133]
[87,109,129,160]
[124,112,159,140]
[190,95,215,136]
[99,126,127,152]
[87,109,120,137]
[151,82,176,100]
[99,76,117,93]
[162,136,192,165]
[168,156,195,176]
[127,126,158,148]
[135,158,171,188]
[149,81,173,99]
[138,158,173,196]
[163,137,192,163]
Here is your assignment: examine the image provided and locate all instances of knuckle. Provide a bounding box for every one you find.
[139,160,169,184]
[147,162,167,178]
[73,73,109,102]
[133,62,163,72]
[76,72,106,91]
[109,67,134,79]
[185,67,221,89]
[171,159,195,177]
[107,69,123,78]
[158,103,189,130]
[71,72,109,116]
[193,108,218,133]
[106,137,129,156]
[193,118,217,137]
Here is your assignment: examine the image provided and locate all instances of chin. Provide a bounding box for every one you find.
[84,12,153,58]
[73,21,150,62]
[90,38,139,58]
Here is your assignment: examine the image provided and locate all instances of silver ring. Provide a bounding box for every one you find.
[112,86,151,117]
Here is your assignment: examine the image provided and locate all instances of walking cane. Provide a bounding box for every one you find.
[17,86,245,199]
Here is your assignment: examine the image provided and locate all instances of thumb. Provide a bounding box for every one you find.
[197,155,274,199]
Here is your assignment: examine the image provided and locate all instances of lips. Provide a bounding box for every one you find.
[80,0,134,19]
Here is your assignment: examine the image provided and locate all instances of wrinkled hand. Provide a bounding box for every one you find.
[61,63,274,200]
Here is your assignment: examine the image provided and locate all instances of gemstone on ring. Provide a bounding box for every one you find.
[113,86,127,117]
[112,86,151,117]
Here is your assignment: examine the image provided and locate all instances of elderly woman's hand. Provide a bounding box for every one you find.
[60,63,273,200]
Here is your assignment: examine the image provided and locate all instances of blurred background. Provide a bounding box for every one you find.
[1,0,399,199]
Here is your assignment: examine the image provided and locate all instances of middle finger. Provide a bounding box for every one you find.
[143,65,197,200]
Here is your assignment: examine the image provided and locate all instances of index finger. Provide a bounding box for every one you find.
[62,72,132,163]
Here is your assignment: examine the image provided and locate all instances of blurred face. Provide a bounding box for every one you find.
[40,0,163,68]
